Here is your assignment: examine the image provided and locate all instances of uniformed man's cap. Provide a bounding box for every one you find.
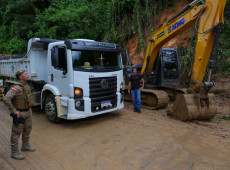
[15,70,25,77]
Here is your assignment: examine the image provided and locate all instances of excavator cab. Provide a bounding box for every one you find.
[123,48,180,109]
[143,48,181,98]
[124,48,180,88]
[156,48,180,87]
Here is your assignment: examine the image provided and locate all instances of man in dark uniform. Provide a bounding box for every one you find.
[128,67,144,113]
[3,70,35,160]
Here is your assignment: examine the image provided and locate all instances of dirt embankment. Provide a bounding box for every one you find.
[210,74,230,95]
[126,0,191,64]
[0,54,17,58]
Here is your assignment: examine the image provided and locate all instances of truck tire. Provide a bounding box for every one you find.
[44,94,61,123]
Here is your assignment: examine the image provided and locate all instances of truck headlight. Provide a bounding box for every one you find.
[74,87,83,98]
[75,99,84,111]
[75,100,81,107]
[120,82,123,89]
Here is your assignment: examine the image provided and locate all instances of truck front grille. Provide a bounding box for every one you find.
[89,76,117,112]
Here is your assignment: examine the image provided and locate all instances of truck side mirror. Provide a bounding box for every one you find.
[62,49,67,75]
[121,52,127,66]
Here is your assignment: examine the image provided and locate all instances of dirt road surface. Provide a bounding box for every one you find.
[0,95,230,170]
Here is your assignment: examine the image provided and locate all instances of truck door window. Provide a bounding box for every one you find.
[51,46,67,72]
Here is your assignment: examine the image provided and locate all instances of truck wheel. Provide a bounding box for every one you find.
[44,94,61,123]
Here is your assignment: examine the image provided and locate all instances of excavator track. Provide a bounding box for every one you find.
[124,88,169,109]
[157,86,186,101]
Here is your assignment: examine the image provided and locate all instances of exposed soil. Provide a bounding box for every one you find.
[0,81,229,169]
[0,54,17,58]
[126,0,191,64]
[1,1,230,169]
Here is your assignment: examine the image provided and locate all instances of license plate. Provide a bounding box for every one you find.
[101,101,111,108]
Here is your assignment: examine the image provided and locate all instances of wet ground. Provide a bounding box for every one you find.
[0,93,229,170]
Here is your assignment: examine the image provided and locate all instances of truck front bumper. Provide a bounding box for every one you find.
[66,92,124,120]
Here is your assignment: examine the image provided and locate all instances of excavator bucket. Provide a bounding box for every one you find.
[167,93,216,121]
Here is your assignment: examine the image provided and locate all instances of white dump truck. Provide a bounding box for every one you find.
[0,38,125,123]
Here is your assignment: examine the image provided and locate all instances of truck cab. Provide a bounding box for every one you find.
[44,39,125,122]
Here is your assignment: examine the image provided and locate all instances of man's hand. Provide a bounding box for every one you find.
[14,111,21,118]
[29,108,32,115]
[139,87,143,91]
[128,89,130,94]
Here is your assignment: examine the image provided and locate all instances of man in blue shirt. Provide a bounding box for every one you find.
[128,67,144,113]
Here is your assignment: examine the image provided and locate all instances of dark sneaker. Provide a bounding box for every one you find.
[11,152,24,160]
[133,108,138,112]
[21,145,36,152]
[137,110,141,114]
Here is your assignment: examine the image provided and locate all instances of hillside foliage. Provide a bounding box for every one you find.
[0,0,229,78]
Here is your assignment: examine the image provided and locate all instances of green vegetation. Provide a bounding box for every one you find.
[0,0,183,54]
[216,14,230,75]
[0,0,229,84]
[219,115,230,120]
[179,29,196,87]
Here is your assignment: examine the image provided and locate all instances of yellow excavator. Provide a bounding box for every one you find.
[125,0,227,120]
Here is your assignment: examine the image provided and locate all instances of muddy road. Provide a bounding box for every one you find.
[0,95,230,170]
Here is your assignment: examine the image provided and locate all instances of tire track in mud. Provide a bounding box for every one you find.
[0,101,230,169]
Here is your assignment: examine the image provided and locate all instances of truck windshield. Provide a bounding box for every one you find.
[72,50,122,72]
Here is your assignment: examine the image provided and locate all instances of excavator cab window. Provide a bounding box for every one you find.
[162,50,179,79]
[159,48,180,86]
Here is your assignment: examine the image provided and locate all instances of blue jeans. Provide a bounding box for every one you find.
[131,89,141,110]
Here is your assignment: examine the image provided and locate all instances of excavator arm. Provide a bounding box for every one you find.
[141,0,226,120]
[191,0,226,92]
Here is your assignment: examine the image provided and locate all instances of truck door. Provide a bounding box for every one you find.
[48,46,70,96]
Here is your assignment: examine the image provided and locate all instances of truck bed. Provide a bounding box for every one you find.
[0,54,30,78]
[0,38,57,82]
